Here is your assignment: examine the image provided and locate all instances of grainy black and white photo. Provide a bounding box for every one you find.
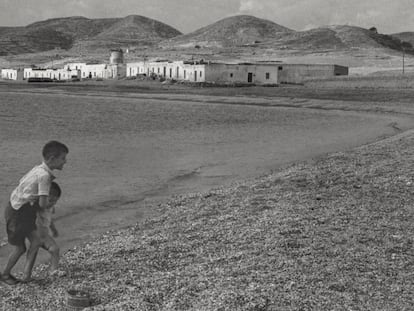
[0,0,413,310]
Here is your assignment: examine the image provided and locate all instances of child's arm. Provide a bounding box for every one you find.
[50,220,59,238]
[38,195,49,211]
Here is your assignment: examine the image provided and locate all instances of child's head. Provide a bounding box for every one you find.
[42,141,69,170]
[48,182,62,207]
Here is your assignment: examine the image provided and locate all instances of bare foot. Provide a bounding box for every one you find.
[20,277,35,284]
[1,274,19,285]
[50,270,67,277]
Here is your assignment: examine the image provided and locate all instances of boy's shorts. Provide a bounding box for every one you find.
[5,201,37,246]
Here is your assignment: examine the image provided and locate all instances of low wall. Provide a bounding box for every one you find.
[305,73,414,88]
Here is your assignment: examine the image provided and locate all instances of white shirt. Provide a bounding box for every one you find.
[10,162,55,210]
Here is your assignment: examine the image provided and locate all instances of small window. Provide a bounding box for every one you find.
[230,73,233,78]
[266,72,270,79]
[278,66,283,70]
[200,71,202,78]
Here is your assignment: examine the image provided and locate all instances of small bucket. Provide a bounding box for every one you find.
[66,289,91,310]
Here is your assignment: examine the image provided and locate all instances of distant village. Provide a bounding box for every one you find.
[0,49,348,85]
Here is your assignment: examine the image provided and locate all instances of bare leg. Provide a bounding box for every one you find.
[48,243,60,272]
[22,243,40,281]
[2,244,26,284]
[41,234,60,273]
[21,231,42,281]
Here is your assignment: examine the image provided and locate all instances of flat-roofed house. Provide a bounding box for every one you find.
[64,63,87,71]
[277,64,349,84]
[204,62,279,84]
[126,60,278,84]
[126,60,348,85]
[1,68,24,80]
[24,68,80,80]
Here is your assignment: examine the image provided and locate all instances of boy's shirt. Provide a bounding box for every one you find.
[10,162,55,210]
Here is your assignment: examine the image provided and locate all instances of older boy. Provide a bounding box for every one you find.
[1,140,68,285]
[22,182,65,282]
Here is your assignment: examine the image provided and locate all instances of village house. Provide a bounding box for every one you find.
[277,63,349,83]
[126,60,348,84]
[1,68,24,80]
[23,67,80,80]
[0,47,348,84]
[65,49,126,80]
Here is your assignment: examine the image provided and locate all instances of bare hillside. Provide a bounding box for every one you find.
[159,16,413,57]
[73,15,182,51]
[161,15,293,48]
[268,25,407,50]
[0,15,181,55]
[391,32,414,48]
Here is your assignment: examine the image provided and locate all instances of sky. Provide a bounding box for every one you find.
[0,0,413,34]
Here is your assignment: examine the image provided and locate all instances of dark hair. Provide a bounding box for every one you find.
[42,141,69,159]
[50,182,62,198]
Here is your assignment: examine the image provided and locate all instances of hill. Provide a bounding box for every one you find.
[391,32,414,48]
[159,16,413,57]
[72,15,182,51]
[0,15,181,55]
[160,15,293,48]
[1,14,413,67]
[264,25,414,52]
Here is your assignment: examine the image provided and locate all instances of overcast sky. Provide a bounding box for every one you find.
[1,0,413,34]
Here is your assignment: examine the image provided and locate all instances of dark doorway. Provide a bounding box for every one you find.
[247,72,253,83]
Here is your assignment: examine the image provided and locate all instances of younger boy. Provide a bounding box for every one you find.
[22,182,64,282]
[1,140,68,285]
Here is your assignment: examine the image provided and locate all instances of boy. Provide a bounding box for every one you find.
[1,140,68,285]
[22,182,64,282]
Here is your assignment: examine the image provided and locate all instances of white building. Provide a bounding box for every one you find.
[64,63,87,71]
[203,62,279,84]
[64,62,125,80]
[126,60,207,82]
[126,60,277,84]
[1,68,24,80]
[24,68,80,80]
[126,60,348,84]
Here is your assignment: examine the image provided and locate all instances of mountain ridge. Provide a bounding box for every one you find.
[0,15,181,55]
[0,14,413,57]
